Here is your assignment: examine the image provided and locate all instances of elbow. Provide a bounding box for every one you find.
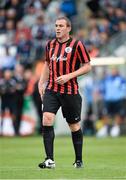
[87,63,92,73]
[89,64,92,72]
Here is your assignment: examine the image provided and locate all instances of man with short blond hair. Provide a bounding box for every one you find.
[38,16,91,169]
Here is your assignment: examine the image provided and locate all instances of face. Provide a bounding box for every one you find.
[55,19,71,40]
[111,67,119,76]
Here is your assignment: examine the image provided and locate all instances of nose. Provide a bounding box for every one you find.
[56,26,60,30]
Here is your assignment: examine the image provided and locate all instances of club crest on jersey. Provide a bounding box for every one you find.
[65,47,72,53]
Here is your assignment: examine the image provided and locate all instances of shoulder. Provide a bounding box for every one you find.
[71,38,79,44]
[68,38,80,49]
[71,39,85,49]
[77,40,85,47]
[47,39,56,45]
[46,38,56,49]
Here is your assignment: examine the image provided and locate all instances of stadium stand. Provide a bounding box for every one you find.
[0,0,126,136]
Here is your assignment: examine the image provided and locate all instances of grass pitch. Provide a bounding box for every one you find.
[0,136,126,179]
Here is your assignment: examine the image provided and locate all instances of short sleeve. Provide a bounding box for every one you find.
[77,41,90,63]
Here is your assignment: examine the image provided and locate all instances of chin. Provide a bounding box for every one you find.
[56,35,61,39]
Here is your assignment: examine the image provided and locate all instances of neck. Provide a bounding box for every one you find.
[57,35,70,43]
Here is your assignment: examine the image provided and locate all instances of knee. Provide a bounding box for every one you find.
[43,112,55,126]
[69,122,81,132]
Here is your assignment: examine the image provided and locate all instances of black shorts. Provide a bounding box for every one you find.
[43,89,82,124]
[105,100,124,117]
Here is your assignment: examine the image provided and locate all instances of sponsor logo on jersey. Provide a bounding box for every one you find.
[50,54,67,62]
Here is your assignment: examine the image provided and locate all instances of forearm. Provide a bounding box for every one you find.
[55,62,91,85]
[39,61,49,85]
[69,63,91,79]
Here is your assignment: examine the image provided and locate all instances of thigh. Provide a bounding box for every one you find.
[106,101,121,116]
[43,89,61,114]
[61,93,82,124]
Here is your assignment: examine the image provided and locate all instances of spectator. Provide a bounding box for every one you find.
[16,32,33,68]
[118,21,126,32]
[89,27,101,46]
[15,20,32,44]
[5,20,15,46]
[0,9,6,33]
[32,59,45,134]
[13,64,26,135]
[45,0,65,39]
[23,69,36,96]
[22,4,37,28]
[5,8,17,27]
[0,47,16,70]
[31,13,46,60]
[86,0,101,17]
[4,0,25,23]
[118,0,126,11]
[82,76,96,135]
[60,0,77,19]
[99,67,126,137]
[0,69,17,125]
[88,44,100,57]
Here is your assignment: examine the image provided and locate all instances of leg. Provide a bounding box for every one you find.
[69,122,83,166]
[42,112,55,160]
[38,90,60,169]
[14,96,24,135]
[61,93,83,167]
[38,112,56,169]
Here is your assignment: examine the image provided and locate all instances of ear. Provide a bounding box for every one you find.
[68,26,71,33]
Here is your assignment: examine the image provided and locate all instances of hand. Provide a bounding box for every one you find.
[55,74,71,85]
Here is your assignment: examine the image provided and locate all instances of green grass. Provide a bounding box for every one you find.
[0,136,126,179]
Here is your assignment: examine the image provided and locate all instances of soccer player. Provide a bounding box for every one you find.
[38,16,91,169]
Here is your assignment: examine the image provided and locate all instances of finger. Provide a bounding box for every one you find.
[57,80,62,84]
[55,79,59,83]
[59,80,65,85]
[55,76,61,81]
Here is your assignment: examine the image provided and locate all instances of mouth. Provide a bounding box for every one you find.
[56,32,60,35]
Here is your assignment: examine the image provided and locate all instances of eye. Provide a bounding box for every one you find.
[55,24,64,28]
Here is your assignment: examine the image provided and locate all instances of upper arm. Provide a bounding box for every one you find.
[43,61,49,73]
[45,41,50,63]
[81,62,92,72]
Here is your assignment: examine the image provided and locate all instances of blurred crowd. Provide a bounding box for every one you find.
[0,0,126,137]
[82,66,126,137]
[76,0,126,57]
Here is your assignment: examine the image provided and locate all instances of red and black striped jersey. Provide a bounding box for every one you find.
[45,37,90,94]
